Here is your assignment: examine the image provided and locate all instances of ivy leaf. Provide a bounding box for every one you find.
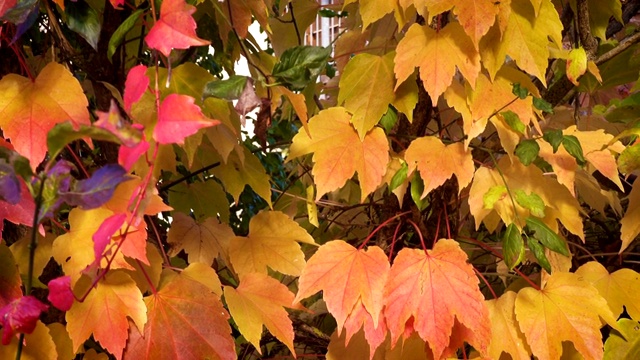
[542,129,563,152]
[288,107,390,202]
[67,272,146,359]
[224,273,297,354]
[515,272,619,360]
[383,239,490,359]
[125,271,234,359]
[145,0,210,57]
[527,236,551,273]
[405,136,475,199]
[154,94,220,145]
[65,0,103,50]
[514,190,546,218]
[166,212,234,266]
[228,210,316,278]
[295,240,389,332]
[561,135,586,165]
[0,295,48,345]
[501,110,526,134]
[0,62,90,170]
[202,75,249,100]
[525,217,569,256]
[60,164,130,209]
[503,223,525,270]
[272,46,332,90]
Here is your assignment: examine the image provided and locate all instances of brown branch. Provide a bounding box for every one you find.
[576,0,598,58]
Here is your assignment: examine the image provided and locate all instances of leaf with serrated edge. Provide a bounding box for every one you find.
[421,0,499,48]
[166,212,233,266]
[486,291,531,360]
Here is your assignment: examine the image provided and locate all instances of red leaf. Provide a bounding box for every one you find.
[118,135,149,171]
[47,276,74,311]
[0,178,34,238]
[154,94,219,145]
[123,65,148,113]
[145,0,210,57]
[0,296,48,345]
[92,213,127,262]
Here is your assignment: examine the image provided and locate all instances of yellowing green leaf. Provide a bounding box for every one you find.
[339,52,395,139]
[604,318,640,360]
[288,107,390,202]
[166,212,234,266]
[224,273,297,354]
[486,291,531,360]
[395,22,480,103]
[515,272,618,360]
[567,47,588,86]
[405,136,475,199]
[228,210,316,278]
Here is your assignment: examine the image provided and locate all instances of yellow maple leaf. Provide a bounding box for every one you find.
[394,21,480,103]
[486,291,531,360]
[0,321,56,360]
[347,0,397,28]
[228,211,316,278]
[166,212,234,266]
[404,136,475,198]
[515,272,619,360]
[288,107,390,202]
[537,139,578,195]
[339,52,395,139]
[224,273,297,354]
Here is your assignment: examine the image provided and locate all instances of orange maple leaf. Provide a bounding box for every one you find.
[405,136,475,198]
[66,272,146,360]
[224,273,297,354]
[0,62,90,169]
[383,239,490,358]
[295,240,389,332]
[288,107,390,202]
[125,271,235,360]
[145,0,210,57]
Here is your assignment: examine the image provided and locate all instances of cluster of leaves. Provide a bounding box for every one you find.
[1,0,640,359]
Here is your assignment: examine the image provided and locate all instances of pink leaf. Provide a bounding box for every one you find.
[109,0,125,9]
[93,213,127,261]
[119,136,150,172]
[47,276,74,311]
[145,0,210,57]
[0,296,48,345]
[154,94,219,145]
[123,65,149,113]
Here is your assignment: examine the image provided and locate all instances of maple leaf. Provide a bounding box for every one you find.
[0,62,90,169]
[537,139,578,195]
[66,272,146,359]
[104,176,172,217]
[169,181,230,222]
[288,107,390,202]
[576,261,640,320]
[0,295,48,345]
[405,136,475,198]
[47,276,74,311]
[486,291,531,360]
[227,0,270,39]
[125,270,235,360]
[342,299,388,355]
[228,210,316,278]
[338,52,395,139]
[295,240,389,332]
[0,320,56,360]
[514,272,619,360]
[394,22,480,103]
[345,0,396,28]
[166,212,234,265]
[60,164,131,209]
[621,180,640,253]
[123,65,149,113]
[604,318,640,359]
[0,179,33,241]
[144,0,210,57]
[224,272,297,354]
[154,94,220,145]
[383,239,490,358]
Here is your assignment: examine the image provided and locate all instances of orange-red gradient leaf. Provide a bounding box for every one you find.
[294,240,389,331]
[383,239,490,359]
[145,0,210,57]
[0,62,90,169]
[125,270,235,360]
[224,273,296,354]
[154,94,219,145]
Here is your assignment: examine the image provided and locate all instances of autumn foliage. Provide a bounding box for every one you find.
[2,0,640,359]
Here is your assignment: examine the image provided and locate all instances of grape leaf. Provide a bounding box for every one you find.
[0,62,90,169]
[144,0,210,57]
[166,212,234,266]
[383,239,490,358]
[224,273,297,354]
[154,94,220,145]
[515,272,619,360]
[405,136,475,199]
[66,271,146,359]
[125,270,235,360]
[395,22,480,103]
[228,210,316,278]
[288,107,390,202]
[295,240,389,332]
[576,261,640,320]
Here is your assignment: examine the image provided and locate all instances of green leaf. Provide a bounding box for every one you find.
[503,223,525,270]
[501,111,525,134]
[514,190,545,218]
[389,161,408,191]
[604,318,640,360]
[527,236,552,273]
[47,122,123,160]
[107,9,143,61]
[515,139,540,165]
[511,83,528,99]
[380,107,398,133]
[561,135,586,165]
[532,97,553,113]
[617,142,640,174]
[525,217,569,256]
[202,76,250,100]
[272,46,332,90]
[542,129,563,152]
[483,185,507,209]
[410,175,428,211]
[66,0,103,50]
